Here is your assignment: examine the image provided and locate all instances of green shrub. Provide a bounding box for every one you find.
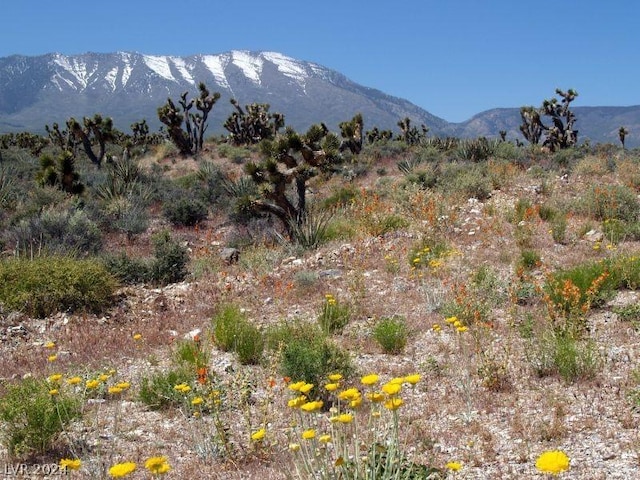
[163,197,208,227]
[173,338,210,369]
[102,252,150,285]
[288,209,333,249]
[0,377,81,459]
[519,249,541,270]
[528,329,601,383]
[581,184,640,222]
[372,315,408,354]
[279,329,353,397]
[149,230,189,285]
[138,367,193,411]
[212,303,264,365]
[318,294,351,334]
[0,256,116,317]
[323,185,360,210]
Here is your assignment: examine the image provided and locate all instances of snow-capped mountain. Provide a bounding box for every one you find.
[0,50,448,135]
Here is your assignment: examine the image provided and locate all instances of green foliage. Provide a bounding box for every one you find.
[138,366,194,411]
[373,315,408,354]
[318,294,352,334]
[0,256,116,317]
[0,377,81,459]
[102,252,149,285]
[211,304,264,365]
[277,324,353,394]
[173,338,210,369]
[5,207,103,257]
[163,197,208,227]
[455,137,497,162]
[519,249,541,270]
[323,185,360,210]
[580,184,640,222]
[223,100,284,145]
[36,151,84,194]
[528,328,600,383]
[438,162,493,200]
[287,208,334,249]
[149,230,189,285]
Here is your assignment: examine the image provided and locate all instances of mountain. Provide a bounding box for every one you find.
[0,50,638,147]
[0,50,448,136]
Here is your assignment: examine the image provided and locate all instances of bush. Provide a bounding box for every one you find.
[0,377,81,459]
[138,367,193,411]
[102,252,150,285]
[373,315,408,354]
[580,185,640,222]
[318,294,352,334]
[149,230,189,285]
[163,197,208,227]
[0,256,116,317]
[212,303,264,365]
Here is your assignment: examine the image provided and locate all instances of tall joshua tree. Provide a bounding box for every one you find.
[158,82,220,155]
[519,106,543,145]
[243,124,340,236]
[67,114,116,168]
[338,113,364,154]
[223,99,284,145]
[619,126,629,150]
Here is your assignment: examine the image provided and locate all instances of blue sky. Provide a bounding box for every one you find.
[2,0,637,122]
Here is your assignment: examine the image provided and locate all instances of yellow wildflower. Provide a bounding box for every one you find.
[382,382,402,396]
[360,374,379,386]
[535,450,570,475]
[336,413,354,423]
[384,397,404,410]
[319,434,332,443]
[302,429,316,440]
[404,374,421,385]
[49,389,59,396]
[299,383,314,394]
[133,333,142,341]
[365,392,385,403]
[300,400,323,412]
[325,383,339,391]
[350,396,363,408]
[287,395,308,408]
[338,388,361,401]
[108,386,123,395]
[251,428,266,441]
[446,461,462,471]
[288,380,306,392]
[47,354,57,362]
[48,374,63,383]
[108,462,137,478]
[86,379,99,389]
[59,458,81,471]
[445,316,458,324]
[116,382,130,390]
[192,396,204,406]
[289,443,301,452]
[457,326,468,333]
[99,374,110,382]
[328,373,343,381]
[173,383,191,394]
[67,376,82,385]
[144,456,170,475]
[44,341,56,349]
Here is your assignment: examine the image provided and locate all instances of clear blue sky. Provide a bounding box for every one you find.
[1,0,637,122]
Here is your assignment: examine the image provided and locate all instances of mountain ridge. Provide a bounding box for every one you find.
[0,50,638,147]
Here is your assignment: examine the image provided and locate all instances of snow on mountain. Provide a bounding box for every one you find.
[230,50,263,85]
[200,54,231,91]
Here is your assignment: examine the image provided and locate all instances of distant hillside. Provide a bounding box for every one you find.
[0,50,638,147]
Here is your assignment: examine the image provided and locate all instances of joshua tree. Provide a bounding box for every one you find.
[397,117,428,145]
[223,99,284,145]
[519,106,543,145]
[366,127,393,143]
[158,82,220,155]
[338,113,364,154]
[66,114,116,168]
[540,88,579,151]
[242,124,340,236]
[499,130,507,142]
[519,88,579,151]
[619,126,629,150]
[36,150,84,194]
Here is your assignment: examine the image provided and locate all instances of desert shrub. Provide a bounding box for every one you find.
[528,328,601,383]
[439,163,493,200]
[163,197,208,227]
[408,238,451,270]
[550,214,568,244]
[102,252,150,285]
[538,203,558,222]
[372,315,408,354]
[455,137,497,162]
[138,367,193,411]
[493,141,521,160]
[362,213,410,237]
[173,338,210,369]
[5,207,103,257]
[211,303,264,364]
[148,230,189,285]
[519,249,541,270]
[318,293,352,334]
[602,218,628,244]
[217,144,251,164]
[579,184,640,222]
[323,185,360,210]
[278,329,353,397]
[0,377,81,459]
[544,260,617,323]
[0,256,116,317]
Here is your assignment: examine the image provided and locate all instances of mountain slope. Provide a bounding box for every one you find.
[0,51,448,135]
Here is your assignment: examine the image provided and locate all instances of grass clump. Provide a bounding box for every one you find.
[212,303,264,365]
[0,256,116,317]
[0,377,81,459]
[138,366,194,411]
[318,293,352,334]
[372,315,408,354]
